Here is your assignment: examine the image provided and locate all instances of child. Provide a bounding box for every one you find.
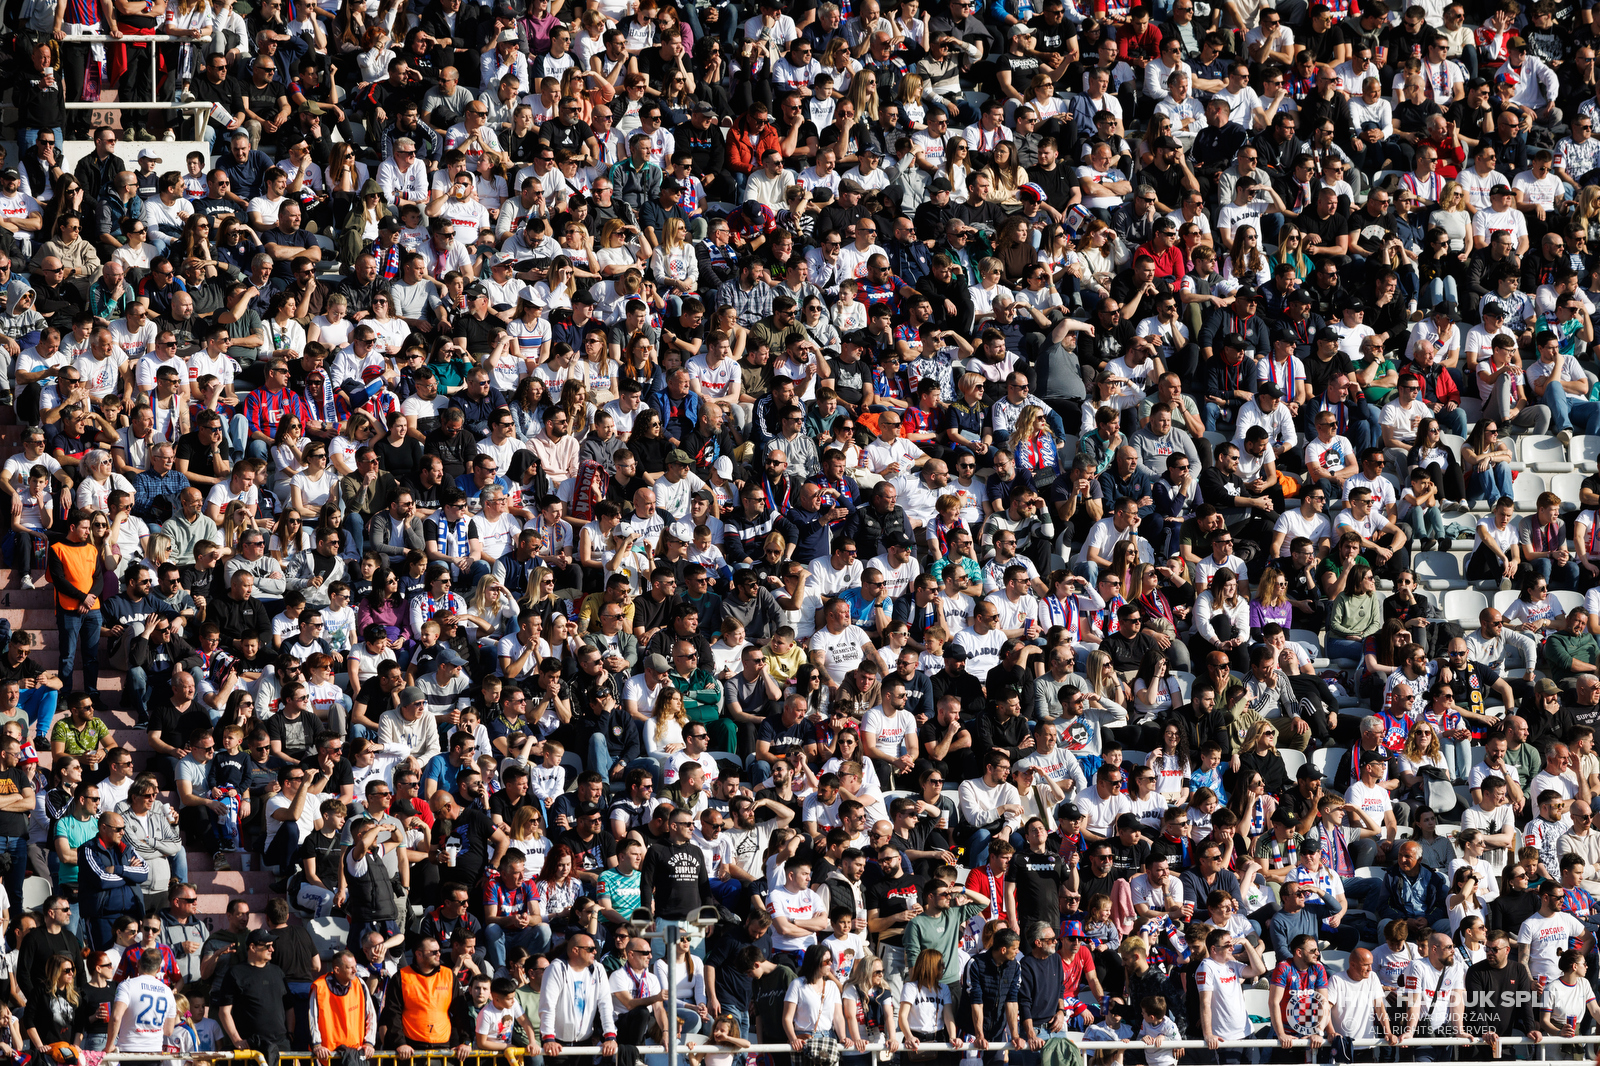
[185,990,225,1052]
[1187,787,1219,837]
[1082,892,1120,952]
[271,591,308,650]
[464,972,494,1022]
[919,625,949,676]
[397,203,429,252]
[10,467,51,589]
[182,151,209,199]
[476,753,501,794]
[711,619,746,679]
[820,906,869,982]
[408,619,444,682]
[690,1014,752,1066]
[528,740,566,807]
[322,582,356,655]
[1400,466,1446,552]
[350,550,381,602]
[689,524,731,587]
[450,706,493,760]
[806,72,836,128]
[1189,744,1227,805]
[398,550,427,600]
[1140,996,1182,1066]
[766,628,805,685]
[474,975,527,1052]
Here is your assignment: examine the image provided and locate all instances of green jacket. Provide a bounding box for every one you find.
[905,901,985,986]
[1544,631,1600,682]
[672,667,724,725]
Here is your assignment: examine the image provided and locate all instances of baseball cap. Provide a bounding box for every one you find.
[574,801,602,817]
[1482,301,1505,318]
[692,100,717,114]
[666,448,693,466]
[497,28,518,42]
[137,148,160,161]
[943,643,968,660]
[714,456,734,478]
[400,685,426,704]
[247,929,277,946]
[1296,765,1325,781]
[433,647,468,667]
[1009,22,1034,36]
[667,521,696,541]
[647,654,672,672]
[1315,326,1340,343]
[930,176,953,193]
[1019,182,1045,202]
[1115,813,1145,833]
[1256,381,1284,399]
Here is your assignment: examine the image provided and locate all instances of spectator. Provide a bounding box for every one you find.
[79,810,151,951]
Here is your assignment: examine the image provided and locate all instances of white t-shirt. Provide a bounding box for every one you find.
[1402,957,1467,1029]
[113,974,176,1051]
[810,625,870,683]
[1544,975,1597,1031]
[475,997,527,1043]
[898,982,951,1033]
[783,977,841,1033]
[860,707,916,759]
[1517,910,1586,979]
[1196,958,1250,1039]
[1273,509,1333,555]
[1329,970,1384,1041]
[1344,781,1393,825]
[768,885,829,951]
[953,625,1006,683]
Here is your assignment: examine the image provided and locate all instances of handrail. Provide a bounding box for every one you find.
[52,36,216,118]
[91,1035,1600,1060]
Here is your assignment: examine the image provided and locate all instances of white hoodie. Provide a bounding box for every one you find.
[539,958,619,1044]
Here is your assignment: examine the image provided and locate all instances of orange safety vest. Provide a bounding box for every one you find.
[312,973,368,1051]
[49,540,98,611]
[398,966,454,1045]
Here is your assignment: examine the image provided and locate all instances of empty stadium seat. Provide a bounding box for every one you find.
[1311,748,1348,777]
[1443,589,1488,625]
[1514,472,1547,510]
[1523,435,1574,472]
[1552,472,1587,512]
[1574,435,1600,471]
[1280,749,1306,776]
[1413,552,1462,590]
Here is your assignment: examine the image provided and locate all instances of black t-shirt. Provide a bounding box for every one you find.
[1026,14,1072,55]
[148,700,212,750]
[866,872,926,948]
[443,807,496,881]
[1109,838,1150,882]
[1302,351,1356,398]
[456,312,503,356]
[175,431,228,481]
[219,961,290,1041]
[0,655,45,687]
[559,827,617,874]
[1301,24,1345,63]
[1299,209,1351,251]
[754,787,803,825]
[257,228,317,279]
[703,924,759,1007]
[263,710,316,761]
[1007,849,1070,929]
[0,768,29,836]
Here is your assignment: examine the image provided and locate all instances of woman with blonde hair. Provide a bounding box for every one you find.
[819,36,860,96]
[984,140,1027,206]
[846,71,880,123]
[596,218,643,277]
[1575,185,1600,244]
[649,217,700,315]
[508,806,551,875]
[1250,565,1292,638]
[1428,181,1473,260]
[219,501,259,554]
[1271,224,1313,280]
[464,573,517,644]
[74,450,132,513]
[894,71,926,128]
[1223,225,1270,288]
[1397,715,1449,806]
[1025,71,1065,124]
[1085,649,1130,735]
[573,328,620,404]
[24,953,80,1050]
[518,565,560,615]
[534,254,584,311]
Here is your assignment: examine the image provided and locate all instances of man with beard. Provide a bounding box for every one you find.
[866,842,925,990]
[1464,927,1541,1051]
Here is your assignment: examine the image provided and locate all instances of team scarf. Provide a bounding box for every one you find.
[435,516,469,556]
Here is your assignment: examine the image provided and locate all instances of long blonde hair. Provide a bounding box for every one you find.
[519,566,555,609]
[846,73,879,123]
[1086,650,1118,699]
[652,687,688,741]
[1012,405,1048,446]
[1402,717,1442,766]
[1257,565,1288,609]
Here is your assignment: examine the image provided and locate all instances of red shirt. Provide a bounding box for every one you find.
[1138,243,1186,281]
[1117,22,1161,60]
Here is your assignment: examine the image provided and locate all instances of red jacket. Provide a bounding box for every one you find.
[726,119,782,175]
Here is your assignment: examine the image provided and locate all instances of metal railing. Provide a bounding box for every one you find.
[91,1034,1600,1060]
[55,34,215,130]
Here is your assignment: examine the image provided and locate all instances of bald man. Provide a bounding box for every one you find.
[1400,933,1466,1055]
[1560,801,1600,893]
[1327,948,1395,1044]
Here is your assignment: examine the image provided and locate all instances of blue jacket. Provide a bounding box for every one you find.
[648,389,703,446]
[1382,863,1447,925]
[79,835,150,921]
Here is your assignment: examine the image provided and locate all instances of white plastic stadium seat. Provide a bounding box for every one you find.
[1552,472,1586,513]
[1311,747,1347,777]
[1513,472,1547,510]
[1412,552,1461,590]
[1492,590,1520,612]
[1573,435,1600,472]
[1443,589,1488,626]
[1279,749,1306,777]
[1550,590,1586,617]
[1523,435,1574,472]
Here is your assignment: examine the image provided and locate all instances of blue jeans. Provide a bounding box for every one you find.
[449,559,491,589]
[1408,506,1446,541]
[18,127,64,152]
[1423,276,1459,309]
[1328,638,1366,661]
[126,666,155,721]
[484,920,553,969]
[245,438,271,462]
[587,733,617,781]
[1542,383,1600,434]
[1070,559,1100,587]
[965,826,995,866]
[1469,463,1515,502]
[58,608,101,697]
[342,511,366,555]
[0,836,26,925]
[226,414,250,462]
[1527,555,1581,590]
[18,686,57,741]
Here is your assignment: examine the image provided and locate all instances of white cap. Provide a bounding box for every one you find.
[518,284,543,305]
[137,147,160,161]
[667,521,696,541]
[713,456,734,479]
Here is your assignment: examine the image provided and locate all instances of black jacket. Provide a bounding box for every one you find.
[211,592,274,648]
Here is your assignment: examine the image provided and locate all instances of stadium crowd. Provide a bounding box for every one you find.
[16,0,1600,1059]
